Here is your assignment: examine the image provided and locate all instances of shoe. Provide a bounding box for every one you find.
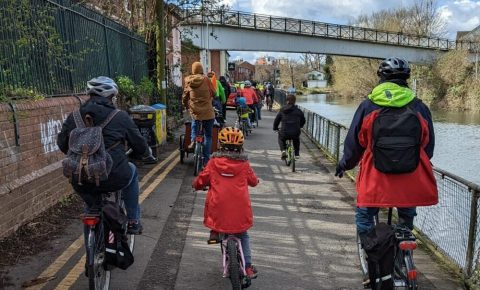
[207,230,220,244]
[295,155,300,160]
[281,151,287,160]
[187,142,195,150]
[127,220,143,235]
[245,265,258,279]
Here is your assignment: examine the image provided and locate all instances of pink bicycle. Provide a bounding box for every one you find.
[213,233,251,289]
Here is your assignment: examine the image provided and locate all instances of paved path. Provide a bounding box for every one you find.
[3,108,464,290]
[174,109,464,290]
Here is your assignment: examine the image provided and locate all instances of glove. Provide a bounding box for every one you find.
[335,164,345,178]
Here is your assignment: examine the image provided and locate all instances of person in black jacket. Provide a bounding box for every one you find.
[219,76,231,121]
[273,94,306,159]
[57,76,154,234]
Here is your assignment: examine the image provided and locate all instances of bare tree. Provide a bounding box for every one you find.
[300,54,325,71]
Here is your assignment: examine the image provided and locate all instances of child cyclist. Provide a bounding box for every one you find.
[192,127,259,279]
[236,94,253,129]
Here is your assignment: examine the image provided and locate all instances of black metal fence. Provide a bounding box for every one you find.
[0,0,149,97]
[184,9,479,52]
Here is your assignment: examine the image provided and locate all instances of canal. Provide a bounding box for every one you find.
[297,93,480,185]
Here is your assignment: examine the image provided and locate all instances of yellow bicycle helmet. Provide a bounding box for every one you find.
[218,127,244,146]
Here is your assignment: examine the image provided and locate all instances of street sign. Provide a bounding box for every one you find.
[228,62,235,71]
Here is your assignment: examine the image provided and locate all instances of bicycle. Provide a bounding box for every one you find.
[192,120,205,176]
[285,139,296,172]
[82,190,135,290]
[235,108,251,138]
[266,95,273,111]
[357,208,418,290]
[208,233,251,290]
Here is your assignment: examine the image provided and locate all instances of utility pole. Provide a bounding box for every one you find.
[155,0,166,104]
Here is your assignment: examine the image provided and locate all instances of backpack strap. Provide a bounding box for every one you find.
[72,110,86,128]
[100,109,121,128]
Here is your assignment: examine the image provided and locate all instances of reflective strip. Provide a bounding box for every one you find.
[220,173,234,177]
[375,274,392,282]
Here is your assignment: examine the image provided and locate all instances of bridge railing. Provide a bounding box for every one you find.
[298,105,480,281]
[183,9,479,52]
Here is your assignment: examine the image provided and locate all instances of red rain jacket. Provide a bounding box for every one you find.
[241,87,258,105]
[192,152,259,233]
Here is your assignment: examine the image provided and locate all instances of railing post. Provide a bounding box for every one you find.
[326,121,331,151]
[237,12,240,27]
[335,125,341,163]
[269,16,272,30]
[313,22,315,35]
[102,18,111,76]
[466,189,480,276]
[284,18,287,32]
[254,14,256,28]
[299,20,301,34]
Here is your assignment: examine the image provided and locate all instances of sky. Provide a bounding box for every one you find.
[219,0,480,63]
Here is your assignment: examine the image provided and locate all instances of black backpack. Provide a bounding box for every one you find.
[103,201,134,270]
[363,223,396,290]
[372,101,422,174]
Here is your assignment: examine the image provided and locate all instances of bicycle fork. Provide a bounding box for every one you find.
[222,237,247,278]
[82,214,100,266]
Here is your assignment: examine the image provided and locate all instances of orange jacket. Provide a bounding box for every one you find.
[193,152,259,233]
[240,87,258,105]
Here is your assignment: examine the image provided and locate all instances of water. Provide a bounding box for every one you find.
[297,94,480,185]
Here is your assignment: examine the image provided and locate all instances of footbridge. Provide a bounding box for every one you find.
[182,10,479,63]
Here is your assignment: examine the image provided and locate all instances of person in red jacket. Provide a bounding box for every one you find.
[192,127,259,279]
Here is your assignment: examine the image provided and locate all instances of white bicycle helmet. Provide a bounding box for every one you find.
[86,76,119,98]
[244,80,252,87]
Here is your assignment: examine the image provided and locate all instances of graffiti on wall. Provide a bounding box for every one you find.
[40,114,67,154]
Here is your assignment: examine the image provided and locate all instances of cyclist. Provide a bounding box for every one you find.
[192,127,259,279]
[273,94,305,160]
[182,62,216,164]
[236,94,253,129]
[334,57,438,245]
[219,76,231,122]
[57,76,155,235]
[241,80,259,126]
[265,82,274,110]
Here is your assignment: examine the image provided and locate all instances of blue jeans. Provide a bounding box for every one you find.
[256,103,262,120]
[237,231,252,266]
[356,207,417,235]
[191,119,214,164]
[123,162,140,221]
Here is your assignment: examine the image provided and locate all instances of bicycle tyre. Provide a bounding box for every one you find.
[291,155,295,172]
[404,251,418,290]
[285,144,292,167]
[356,231,369,278]
[194,144,203,176]
[119,200,135,253]
[87,226,110,290]
[227,239,242,290]
[179,135,185,164]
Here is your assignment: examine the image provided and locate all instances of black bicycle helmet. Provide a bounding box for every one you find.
[377,57,411,79]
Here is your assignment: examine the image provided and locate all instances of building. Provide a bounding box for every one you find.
[304,70,327,88]
[231,61,255,82]
[255,55,277,65]
[456,24,480,42]
[209,50,230,78]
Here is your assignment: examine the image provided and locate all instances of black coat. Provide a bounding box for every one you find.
[273,104,306,138]
[57,96,149,194]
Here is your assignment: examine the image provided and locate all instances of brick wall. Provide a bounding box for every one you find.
[0,96,87,238]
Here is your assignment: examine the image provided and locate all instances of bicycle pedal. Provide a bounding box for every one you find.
[207,239,220,244]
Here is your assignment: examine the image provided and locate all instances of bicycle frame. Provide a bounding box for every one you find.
[221,235,247,278]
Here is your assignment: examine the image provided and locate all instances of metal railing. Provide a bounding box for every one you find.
[183,9,479,52]
[299,104,480,281]
[0,0,149,97]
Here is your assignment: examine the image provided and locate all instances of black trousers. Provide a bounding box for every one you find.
[278,134,300,156]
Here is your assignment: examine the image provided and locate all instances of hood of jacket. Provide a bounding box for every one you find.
[368,82,415,108]
[185,74,206,89]
[210,152,248,177]
[283,104,297,114]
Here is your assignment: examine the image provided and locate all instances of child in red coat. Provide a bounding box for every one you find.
[193,126,259,279]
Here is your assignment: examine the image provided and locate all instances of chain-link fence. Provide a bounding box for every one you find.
[299,105,480,282]
[0,0,148,97]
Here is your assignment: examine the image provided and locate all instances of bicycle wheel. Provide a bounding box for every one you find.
[356,231,369,280]
[119,200,135,253]
[285,144,292,167]
[227,239,242,290]
[404,251,418,290]
[254,108,259,128]
[86,225,110,290]
[193,143,203,176]
[291,153,296,172]
[179,135,185,164]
